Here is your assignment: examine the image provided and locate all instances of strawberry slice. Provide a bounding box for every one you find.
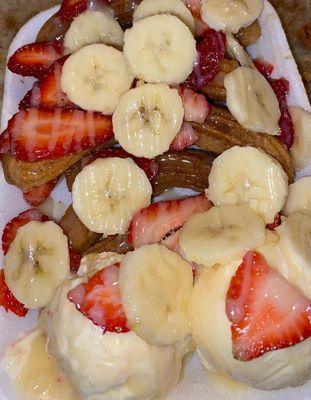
[0,130,10,160]
[87,147,159,180]
[68,264,129,333]
[266,213,282,231]
[0,269,28,317]
[2,209,49,255]
[180,88,210,123]
[8,108,113,162]
[171,123,199,151]
[183,29,226,90]
[7,41,63,79]
[23,179,58,206]
[19,57,73,110]
[128,194,213,248]
[226,251,311,362]
[57,0,88,21]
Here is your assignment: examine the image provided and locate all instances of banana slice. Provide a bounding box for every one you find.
[179,205,265,268]
[4,221,70,309]
[119,244,193,346]
[226,33,254,68]
[133,0,195,33]
[208,146,288,224]
[123,14,197,84]
[289,106,311,171]
[277,212,311,298]
[113,83,184,158]
[63,10,124,54]
[224,67,280,135]
[72,157,152,235]
[61,44,134,115]
[201,0,263,34]
[284,177,311,217]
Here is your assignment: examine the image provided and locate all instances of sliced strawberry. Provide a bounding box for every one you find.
[68,264,129,333]
[0,130,10,160]
[19,57,73,110]
[0,270,28,317]
[2,209,49,255]
[171,123,199,151]
[57,0,88,21]
[7,41,63,79]
[69,246,82,272]
[180,88,210,123]
[8,108,113,162]
[226,251,311,362]
[23,179,58,206]
[266,213,282,231]
[87,147,159,180]
[129,194,213,248]
[182,29,226,90]
[254,59,294,149]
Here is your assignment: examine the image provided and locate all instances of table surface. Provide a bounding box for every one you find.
[0,0,310,111]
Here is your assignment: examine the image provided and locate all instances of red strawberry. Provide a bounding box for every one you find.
[0,270,28,317]
[8,108,113,162]
[57,0,88,21]
[23,179,58,206]
[171,123,199,151]
[68,264,129,333]
[87,147,159,180]
[183,29,226,90]
[128,194,213,248]
[2,209,49,255]
[7,41,63,79]
[0,130,10,160]
[266,213,282,231]
[19,57,73,110]
[226,251,311,362]
[180,88,210,123]
[69,246,82,272]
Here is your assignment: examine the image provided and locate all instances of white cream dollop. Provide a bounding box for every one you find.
[189,232,311,390]
[41,277,189,400]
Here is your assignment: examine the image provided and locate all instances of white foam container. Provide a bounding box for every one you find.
[0,2,310,400]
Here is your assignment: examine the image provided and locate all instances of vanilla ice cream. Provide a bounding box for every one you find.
[189,231,311,390]
[41,276,190,400]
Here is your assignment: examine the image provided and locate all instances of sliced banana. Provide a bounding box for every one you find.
[208,146,288,224]
[289,106,311,171]
[72,157,152,235]
[277,212,311,299]
[201,0,263,34]
[61,44,134,115]
[63,10,124,54]
[224,67,280,135]
[4,221,70,309]
[226,32,254,68]
[179,205,265,268]
[119,244,193,346]
[113,83,184,158]
[133,0,195,33]
[284,177,311,217]
[123,14,197,84]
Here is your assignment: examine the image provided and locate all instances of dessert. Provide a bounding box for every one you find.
[0,0,311,399]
